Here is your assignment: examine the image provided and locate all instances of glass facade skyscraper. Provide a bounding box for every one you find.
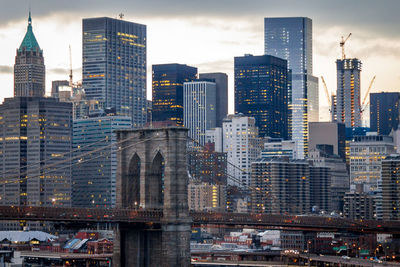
[82,17,147,128]
[264,17,319,158]
[152,63,198,126]
[72,115,132,208]
[370,92,400,135]
[183,80,217,146]
[234,54,289,140]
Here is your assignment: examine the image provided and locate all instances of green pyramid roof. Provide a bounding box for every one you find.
[18,12,41,52]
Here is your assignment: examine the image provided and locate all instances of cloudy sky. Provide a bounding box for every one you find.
[0,0,399,122]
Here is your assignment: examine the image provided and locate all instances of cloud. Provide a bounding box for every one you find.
[0,65,12,74]
[47,67,81,75]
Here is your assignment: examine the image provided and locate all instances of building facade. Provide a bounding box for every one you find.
[223,115,260,188]
[82,17,147,127]
[72,115,132,208]
[199,73,228,128]
[250,158,311,214]
[382,155,400,220]
[14,13,45,98]
[335,59,362,128]
[0,97,72,207]
[261,138,298,159]
[309,122,346,160]
[188,181,226,212]
[188,143,227,185]
[152,63,197,126]
[234,54,289,140]
[370,92,400,135]
[184,80,217,146]
[264,17,319,158]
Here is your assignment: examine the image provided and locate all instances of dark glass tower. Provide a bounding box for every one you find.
[370,92,400,135]
[14,12,45,97]
[264,17,318,158]
[152,64,197,126]
[234,54,289,139]
[82,17,147,128]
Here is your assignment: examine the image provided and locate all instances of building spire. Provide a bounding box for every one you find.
[28,8,32,26]
[18,10,41,52]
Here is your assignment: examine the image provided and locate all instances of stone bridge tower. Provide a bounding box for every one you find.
[113,127,191,267]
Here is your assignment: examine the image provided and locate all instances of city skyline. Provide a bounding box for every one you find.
[0,1,399,122]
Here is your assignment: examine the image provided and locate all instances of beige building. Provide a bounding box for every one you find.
[188,182,226,212]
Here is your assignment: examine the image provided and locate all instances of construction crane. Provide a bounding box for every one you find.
[321,76,332,112]
[360,75,376,114]
[340,33,352,60]
[69,45,73,87]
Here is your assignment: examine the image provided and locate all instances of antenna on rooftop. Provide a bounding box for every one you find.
[119,13,124,19]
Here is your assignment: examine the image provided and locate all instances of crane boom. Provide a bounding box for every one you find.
[360,75,376,114]
[69,45,73,87]
[321,76,332,108]
[340,33,352,60]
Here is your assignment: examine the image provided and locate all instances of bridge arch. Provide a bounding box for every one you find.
[125,153,140,208]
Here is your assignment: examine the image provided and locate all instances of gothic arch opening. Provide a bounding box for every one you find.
[125,153,140,208]
[146,152,164,208]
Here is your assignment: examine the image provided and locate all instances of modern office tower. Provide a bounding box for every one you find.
[14,13,45,97]
[309,146,349,212]
[199,73,228,127]
[51,80,69,98]
[250,158,311,214]
[261,138,298,159]
[310,166,331,212]
[188,142,227,185]
[335,59,362,128]
[184,80,216,146]
[234,54,289,139]
[382,155,400,220]
[82,17,147,127]
[72,115,132,208]
[370,92,400,135]
[350,134,395,192]
[188,181,226,212]
[152,64,198,126]
[205,127,223,152]
[309,122,346,160]
[264,17,319,158]
[0,97,72,207]
[223,114,260,188]
[344,185,375,220]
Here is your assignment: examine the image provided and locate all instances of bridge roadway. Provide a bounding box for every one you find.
[1,206,400,233]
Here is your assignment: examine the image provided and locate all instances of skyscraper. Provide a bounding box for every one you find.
[264,17,319,158]
[152,64,197,126]
[199,73,228,127]
[14,12,45,97]
[0,97,72,207]
[82,17,147,127]
[234,54,289,139]
[309,122,346,160]
[335,59,362,128]
[370,92,400,135]
[184,80,216,146]
[382,155,400,220]
[72,115,132,208]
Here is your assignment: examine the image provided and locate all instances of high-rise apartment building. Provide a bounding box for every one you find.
[184,80,216,146]
[264,17,319,158]
[370,92,400,135]
[223,114,260,188]
[250,158,311,214]
[51,80,69,98]
[14,13,45,97]
[261,138,298,159]
[152,64,197,126]
[82,17,147,127]
[382,155,400,220]
[309,122,346,160]
[72,115,132,208]
[234,54,289,139]
[350,134,395,192]
[335,59,362,128]
[199,73,228,127]
[188,181,226,212]
[0,97,72,207]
